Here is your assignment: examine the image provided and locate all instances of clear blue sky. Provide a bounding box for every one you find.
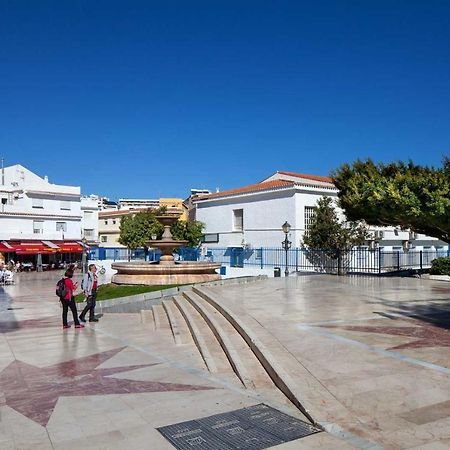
[1,0,449,199]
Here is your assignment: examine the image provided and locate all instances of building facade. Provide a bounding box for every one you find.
[0,164,98,264]
[195,171,449,253]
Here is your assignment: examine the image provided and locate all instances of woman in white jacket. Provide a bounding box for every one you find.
[79,264,99,323]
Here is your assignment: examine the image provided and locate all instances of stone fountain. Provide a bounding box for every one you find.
[111,213,221,285]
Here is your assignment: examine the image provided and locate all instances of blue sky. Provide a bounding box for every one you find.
[1,0,449,199]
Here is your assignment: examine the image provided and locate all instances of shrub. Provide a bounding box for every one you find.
[430,257,450,275]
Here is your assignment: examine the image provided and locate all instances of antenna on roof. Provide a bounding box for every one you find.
[1,156,4,186]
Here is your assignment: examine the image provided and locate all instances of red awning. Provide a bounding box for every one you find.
[0,242,14,252]
[57,242,83,253]
[12,242,57,255]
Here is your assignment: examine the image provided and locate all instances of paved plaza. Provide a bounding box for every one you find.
[0,273,449,449]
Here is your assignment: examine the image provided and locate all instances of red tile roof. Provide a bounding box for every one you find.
[196,180,295,201]
[275,171,333,183]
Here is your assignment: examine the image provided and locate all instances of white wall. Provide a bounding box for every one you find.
[197,187,341,249]
[197,189,298,248]
[81,195,99,243]
[196,184,447,252]
[0,164,82,241]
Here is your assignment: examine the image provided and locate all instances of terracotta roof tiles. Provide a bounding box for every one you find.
[196,180,295,200]
[276,171,333,183]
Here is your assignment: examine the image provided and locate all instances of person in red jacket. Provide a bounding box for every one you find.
[62,269,84,329]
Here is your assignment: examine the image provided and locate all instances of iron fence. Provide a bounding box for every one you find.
[89,247,199,262]
[204,247,449,274]
[88,246,448,275]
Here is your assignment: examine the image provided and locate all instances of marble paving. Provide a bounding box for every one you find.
[1,272,449,449]
[211,275,450,449]
[0,272,352,449]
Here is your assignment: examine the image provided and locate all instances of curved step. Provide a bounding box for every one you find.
[182,291,255,389]
[162,299,192,345]
[151,304,170,330]
[172,295,238,381]
[140,309,155,329]
[193,286,325,425]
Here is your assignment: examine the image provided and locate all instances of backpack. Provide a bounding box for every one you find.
[81,273,91,291]
[56,278,67,299]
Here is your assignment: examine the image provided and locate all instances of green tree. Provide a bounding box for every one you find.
[171,220,204,247]
[117,215,141,251]
[332,158,450,243]
[118,210,164,258]
[302,196,368,251]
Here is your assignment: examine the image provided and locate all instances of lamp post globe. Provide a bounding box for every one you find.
[281,221,292,277]
[81,237,88,275]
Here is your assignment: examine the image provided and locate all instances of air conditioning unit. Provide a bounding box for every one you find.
[375,230,384,239]
[409,231,418,240]
[402,240,412,252]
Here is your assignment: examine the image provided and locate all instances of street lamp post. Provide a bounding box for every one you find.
[81,237,88,275]
[281,221,291,277]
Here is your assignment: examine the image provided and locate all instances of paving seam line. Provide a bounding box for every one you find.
[298,325,450,376]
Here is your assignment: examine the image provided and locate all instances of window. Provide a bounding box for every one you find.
[304,206,316,230]
[101,235,107,243]
[60,200,71,210]
[233,209,243,231]
[56,222,67,232]
[32,198,43,209]
[202,233,219,243]
[33,220,44,234]
[112,219,116,225]
[104,220,108,225]
[84,229,94,239]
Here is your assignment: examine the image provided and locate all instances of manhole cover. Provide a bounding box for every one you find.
[157,404,321,449]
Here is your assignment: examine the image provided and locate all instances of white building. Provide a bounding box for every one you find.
[98,196,118,211]
[195,170,448,254]
[118,198,159,210]
[0,164,98,263]
[81,195,99,246]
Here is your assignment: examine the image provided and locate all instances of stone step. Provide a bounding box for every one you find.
[139,309,155,329]
[183,291,278,391]
[172,295,239,383]
[151,304,171,330]
[193,286,343,427]
[162,299,193,345]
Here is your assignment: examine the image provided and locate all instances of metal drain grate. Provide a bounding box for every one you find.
[157,403,321,449]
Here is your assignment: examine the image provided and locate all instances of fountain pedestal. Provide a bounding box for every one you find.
[111,213,221,285]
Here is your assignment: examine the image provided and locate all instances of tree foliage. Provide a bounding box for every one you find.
[170,220,205,247]
[118,209,164,250]
[332,158,450,243]
[302,196,368,251]
[119,209,204,250]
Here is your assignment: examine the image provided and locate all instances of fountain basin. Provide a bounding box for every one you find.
[111,261,221,285]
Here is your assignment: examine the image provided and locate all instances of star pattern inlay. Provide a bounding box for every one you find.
[0,347,214,426]
[321,322,450,350]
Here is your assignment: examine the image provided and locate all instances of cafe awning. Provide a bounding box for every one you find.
[41,240,61,249]
[12,242,57,255]
[57,242,83,253]
[0,241,14,252]
[1,241,83,254]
